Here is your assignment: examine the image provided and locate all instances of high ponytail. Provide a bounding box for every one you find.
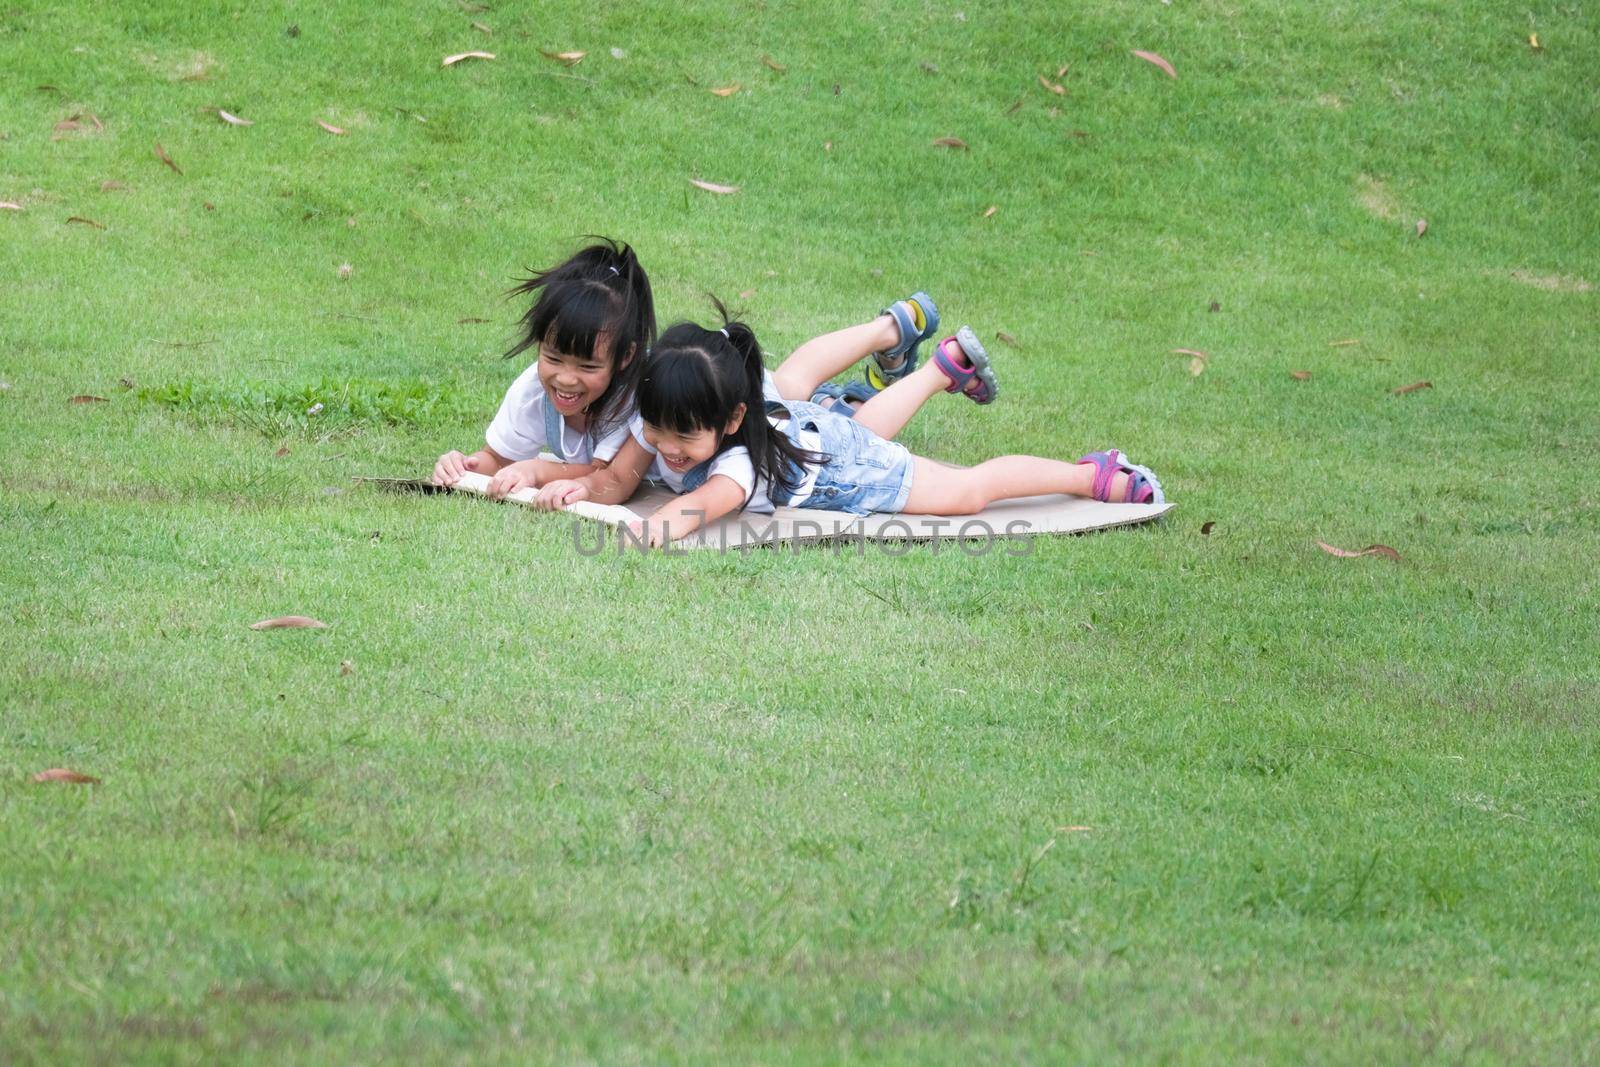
[637,300,828,506]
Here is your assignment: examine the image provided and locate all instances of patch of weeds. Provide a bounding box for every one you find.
[141,377,472,438]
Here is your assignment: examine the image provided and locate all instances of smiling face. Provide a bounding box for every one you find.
[537,335,616,420]
[641,403,746,473]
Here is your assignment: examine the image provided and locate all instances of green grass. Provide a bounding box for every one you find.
[3,0,1598,1061]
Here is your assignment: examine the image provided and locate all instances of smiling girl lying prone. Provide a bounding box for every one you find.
[533,307,1164,548]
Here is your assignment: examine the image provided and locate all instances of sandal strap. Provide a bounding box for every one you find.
[932,337,976,394]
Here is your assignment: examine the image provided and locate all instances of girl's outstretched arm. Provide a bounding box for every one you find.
[534,436,653,509]
[485,456,603,499]
[635,476,746,547]
[433,445,511,486]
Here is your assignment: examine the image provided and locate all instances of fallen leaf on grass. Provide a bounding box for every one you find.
[932,136,969,149]
[316,119,346,135]
[217,109,253,126]
[250,615,329,630]
[982,205,998,218]
[274,445,290,457]
[539,49,585,66]
[1055,825,1092,833]
[710,84,741,97]
[1290,370,1312,381]
[1172,348,1209,376]
[738,288,756,300]
[995,330,1021,350]
[337,262,353,279]
[1056,64,1070,78]
[66,216,105,229]
[1132,50,1176,78]
[471,21,491,35]
[53,113,104,139]
[762,55,786,73]
[1200,521,1216,536]
[444,51,496,66]
[1529,33,1541,51]
[1,202,22,211]
[33,768,100,784]
[1392,380,1432,395]
[1329,338,1360,347]
[457,316,489,324]
[339,660,355,676]
[1415,218,1428,237]
[1004,99,1023,116]
[70,395,108,404]
[689,178,739,195]
[1039,74,1066,95]
[1316,541,1402,561]
[100,180,124,192]
[154,142,183,174]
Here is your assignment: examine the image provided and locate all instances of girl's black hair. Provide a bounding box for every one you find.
[637,299,828,508]
[505,237,655,440]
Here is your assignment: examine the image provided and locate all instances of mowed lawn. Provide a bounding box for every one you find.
[2,1,1598,1062]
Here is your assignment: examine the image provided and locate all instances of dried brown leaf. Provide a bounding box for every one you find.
[100,180,125,192]
[1415,218,1428,237]
[444,50,496,66]
[688,178,739,195]
[316,119,346,135]
[539,49,585,66]
[1004,99,1023,115]
[1056,825,1092,833]
[762,55,786,73]
[1200,520,1216,536]
[995,330,1021,350]
[1329,338,1361,347]
[1392,380,1432,395]
[471,21,491,34]
[1039,74,1066,95]
[249,615,329,630]
[1132,50,1177,78]
[1316,541,1402,561]
[69,394,108,404]
[66,216,105,230]
[932,136,968,149]
[155,142,183,175]
[1056,64,1070,78]
[1171,348,1208,359]
[34,768,100,785]
[1529,33,1541,50]
[274,445,290,457]
[217,109,253,126]
[1290,370,1312,381]
[982,205,998,218]
[0,201,22,211]
[710,84,741,97]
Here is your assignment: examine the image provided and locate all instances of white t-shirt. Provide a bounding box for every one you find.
[484,362,631,464]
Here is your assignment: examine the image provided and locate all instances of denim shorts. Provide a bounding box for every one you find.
[770,399,915,516]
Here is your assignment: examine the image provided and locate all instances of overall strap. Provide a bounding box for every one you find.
[542,394,569,461]
[681,457,715,493]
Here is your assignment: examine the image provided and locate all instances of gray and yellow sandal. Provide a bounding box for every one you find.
[865,291,940,391]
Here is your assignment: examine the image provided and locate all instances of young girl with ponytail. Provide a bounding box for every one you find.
[431,238,655,497]
[534,305,1163,547]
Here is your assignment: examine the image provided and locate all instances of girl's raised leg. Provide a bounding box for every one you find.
[901,454,1132,516]
[850,361,950,440]
[770,315,900,403]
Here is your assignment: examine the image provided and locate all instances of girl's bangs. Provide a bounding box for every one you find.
[638,353,723,436]
[533,280,621,363]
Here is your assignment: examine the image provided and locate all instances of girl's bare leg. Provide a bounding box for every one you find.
[900,455,1130,516]
[850,362,949,441]
[771,315,899,402]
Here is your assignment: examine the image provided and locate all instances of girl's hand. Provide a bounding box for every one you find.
[625,518,670,548]
[535,479,589,511]
[432,449,480,487]
[487,461,538,499]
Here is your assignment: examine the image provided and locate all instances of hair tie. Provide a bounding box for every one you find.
[718,327,730,339]
[608,265,620,276]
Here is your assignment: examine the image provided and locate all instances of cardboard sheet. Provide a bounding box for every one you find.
[363,470,1172,550]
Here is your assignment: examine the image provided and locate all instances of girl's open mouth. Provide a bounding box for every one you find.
[551,389,583,410]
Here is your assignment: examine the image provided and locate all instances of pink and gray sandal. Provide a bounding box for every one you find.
[931,326,1000,404]
[1076,449,1165,504]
